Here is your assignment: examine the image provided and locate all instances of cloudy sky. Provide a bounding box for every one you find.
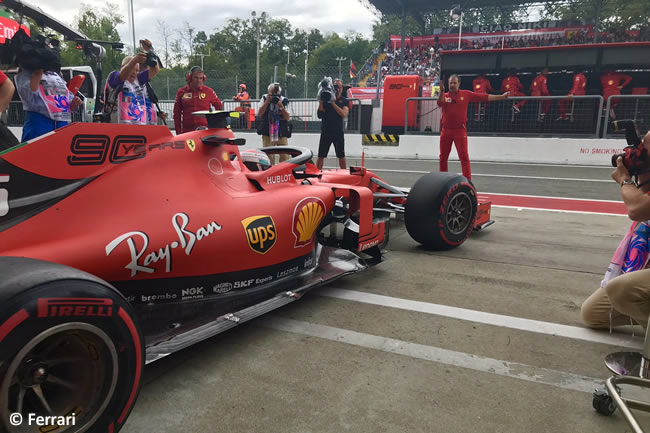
[35,0,380,48]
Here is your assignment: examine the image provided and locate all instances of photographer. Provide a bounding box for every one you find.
[316,78,348,170]
[103,42,159,124]
[257,83,291,163]
[173,66,222,134]
[16,68,82,141]
[581,127,650,330]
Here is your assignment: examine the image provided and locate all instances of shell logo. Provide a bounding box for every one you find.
[292,197,326,248]
[608,80,614,86]
[476,85,481,89]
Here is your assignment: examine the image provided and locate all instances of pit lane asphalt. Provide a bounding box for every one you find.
[121,160,647,433]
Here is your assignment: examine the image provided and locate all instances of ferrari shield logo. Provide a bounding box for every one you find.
[186,139,196,152]
[200,93,206,99]
[292,197,325,248]
[242,216,276,254]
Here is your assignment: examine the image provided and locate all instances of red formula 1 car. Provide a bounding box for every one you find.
[0,112,491,432]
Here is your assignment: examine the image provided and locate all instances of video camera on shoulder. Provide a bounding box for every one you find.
[1,28,61,72]
[317,76,335,103]
[611,120,648,176]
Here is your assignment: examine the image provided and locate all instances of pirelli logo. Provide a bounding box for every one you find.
[363,134,399,146]
[37,298,114,318]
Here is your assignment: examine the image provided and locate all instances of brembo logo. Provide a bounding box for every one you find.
[37,298,114,318]
[242,215,277,254]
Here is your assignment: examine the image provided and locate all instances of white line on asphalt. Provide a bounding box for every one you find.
[479,192,623,203]
[327,167,611,182]
[491,205,627,217]
[259,317,603,394]
[318,289,641,350]
[346,158,613,169]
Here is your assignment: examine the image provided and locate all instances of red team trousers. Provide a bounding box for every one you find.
[439,128,471,180]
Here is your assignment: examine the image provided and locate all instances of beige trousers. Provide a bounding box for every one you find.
[262,136,289,163]
[581,268,650,329]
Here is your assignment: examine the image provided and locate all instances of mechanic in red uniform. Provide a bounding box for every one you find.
[601,69,632,119]
[557,70,587,120]
[501,71,526,113]
[530,68,551,120]
[173,66,223,134]
[233,83,251,128]
[472,74,493,121]
[437,74,510,181]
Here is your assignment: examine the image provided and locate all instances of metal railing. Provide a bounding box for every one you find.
[603,95,650,137]
[405,95,605,137]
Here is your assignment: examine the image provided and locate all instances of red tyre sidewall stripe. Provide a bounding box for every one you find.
[0,309,29,343]
[117,307,142,425]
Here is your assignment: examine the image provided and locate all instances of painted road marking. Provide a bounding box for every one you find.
[259,317,603,394]
[318,289,641,350]
[478,193,627,215]
[343,158,612,169]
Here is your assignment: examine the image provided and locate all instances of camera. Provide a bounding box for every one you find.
[270,83,281,104]
[1,28,61,72]
[610,120,648,176]
[317,76,335,103]
[140,40,160,68]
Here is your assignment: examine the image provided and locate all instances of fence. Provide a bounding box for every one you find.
[405,95,605,137]
[603,95,650,137]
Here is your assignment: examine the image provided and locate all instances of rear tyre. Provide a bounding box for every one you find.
[405,172,477,250]
[0,279,144,433]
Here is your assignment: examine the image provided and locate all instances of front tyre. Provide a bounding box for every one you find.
[0,279,144,433]
[405,172,477,250]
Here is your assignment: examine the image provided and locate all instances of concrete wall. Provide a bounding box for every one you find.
[237,132,623,166]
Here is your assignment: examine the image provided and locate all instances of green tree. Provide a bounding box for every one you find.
[541,0,650,31]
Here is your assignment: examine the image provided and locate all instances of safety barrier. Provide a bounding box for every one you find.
[603,95,650,138]
[405,95,604,137]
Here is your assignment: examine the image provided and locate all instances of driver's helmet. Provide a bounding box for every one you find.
[240,149,271,171]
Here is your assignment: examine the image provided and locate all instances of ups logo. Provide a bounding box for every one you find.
[242,216,276,254]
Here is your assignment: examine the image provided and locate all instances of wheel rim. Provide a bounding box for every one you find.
[0,323,119,433]
[445,192,473,235]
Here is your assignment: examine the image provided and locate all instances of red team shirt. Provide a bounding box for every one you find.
[501,76,524,96]
[601,72,632,97]
[173,84,223,133]
[530,74,549,96]
[472,77,493,94]
[437,90,489,129]
[568,73,587,95]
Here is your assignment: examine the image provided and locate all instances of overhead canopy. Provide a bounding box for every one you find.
[367,0,566,15]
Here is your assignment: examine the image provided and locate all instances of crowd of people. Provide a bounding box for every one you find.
[357,27,650,87]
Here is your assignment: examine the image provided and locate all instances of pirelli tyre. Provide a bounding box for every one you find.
[0,258,144,433]
[405,173,477,250]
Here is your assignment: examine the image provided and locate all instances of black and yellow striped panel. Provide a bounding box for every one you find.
[363,134,399,144]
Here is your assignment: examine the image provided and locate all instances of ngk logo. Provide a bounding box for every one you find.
[37,298,113,318]
[182,287,204,297]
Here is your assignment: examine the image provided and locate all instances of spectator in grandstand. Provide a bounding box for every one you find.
[472,74,493,121]
[601,69,633,119]
[316,78,349,170]
[557,70,587,121]
[16,68,82,141]
[582,135,650,330]
[501,71,526,113]
[437,74,510,181]
[103,49,160,125]
[173,66,222,133]
[257,82,291,163]
[530,68,551,121]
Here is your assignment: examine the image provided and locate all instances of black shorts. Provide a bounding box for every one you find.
[318,132,345,158]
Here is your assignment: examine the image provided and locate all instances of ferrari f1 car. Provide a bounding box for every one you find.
[0,112,491,432]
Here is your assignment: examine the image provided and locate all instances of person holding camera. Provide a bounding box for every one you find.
[173,66,222,134]
[257,83,291,163]
[581,127,650,330]
[15,68,82,141]
[103,43,160,125]
[437,74,509,181]
[316,78,348,170]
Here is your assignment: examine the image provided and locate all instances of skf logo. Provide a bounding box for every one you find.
[292,197,325,247]
[200,93,206,99]
[38,298,113,318]
[186,139,196,152]
[242,216,276,254]
[183,93,192,99]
